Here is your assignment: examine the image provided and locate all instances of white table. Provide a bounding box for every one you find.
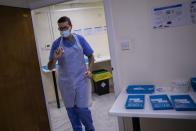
[42,65,60,108]
[109,87,196,131]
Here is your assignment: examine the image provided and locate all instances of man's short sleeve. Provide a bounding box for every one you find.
[78,35,94,57]
[49,38,60,60]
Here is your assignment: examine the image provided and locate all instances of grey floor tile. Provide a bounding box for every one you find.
[48,92,118,131]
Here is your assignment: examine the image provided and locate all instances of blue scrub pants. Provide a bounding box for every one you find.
[66,105,95,131]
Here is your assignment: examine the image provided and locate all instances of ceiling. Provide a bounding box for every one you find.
[0,0,102,9]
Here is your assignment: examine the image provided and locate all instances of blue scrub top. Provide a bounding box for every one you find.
[49,33,94,60]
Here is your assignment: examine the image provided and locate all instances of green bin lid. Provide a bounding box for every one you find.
[92,69,108,74]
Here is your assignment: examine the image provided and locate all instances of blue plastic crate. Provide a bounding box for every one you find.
[150,94,173,110]
[126,85,155,94]
[125,95,145,109]
[191,78,196,92]
[171,95,196,111]
[42,64,59,70]
[84,58,88,63]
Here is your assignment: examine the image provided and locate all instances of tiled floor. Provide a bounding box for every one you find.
[48,92,119,131]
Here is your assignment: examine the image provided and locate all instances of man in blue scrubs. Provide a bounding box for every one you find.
[48,16,95,131]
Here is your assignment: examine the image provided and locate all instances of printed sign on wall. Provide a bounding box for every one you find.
[152,1,195,29]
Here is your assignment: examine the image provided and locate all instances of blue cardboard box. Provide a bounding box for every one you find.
[126,85,155,94]
[150,94,173,110]
[191,78,196,92]
[125,95,145,109]
[171,95,196,111]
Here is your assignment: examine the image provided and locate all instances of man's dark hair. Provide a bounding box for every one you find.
[57,16,72,26]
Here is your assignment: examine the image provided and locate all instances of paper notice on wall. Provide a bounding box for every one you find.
[103,26,107,31]
[83,28,94,36]
[73,29,83,36]
[94,26,104,34]
[191,1,196,24]
[152,3,192,29]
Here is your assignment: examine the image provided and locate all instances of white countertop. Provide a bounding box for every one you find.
[94,56,110,63]
[42,56,111,73]
[109,87,196,119]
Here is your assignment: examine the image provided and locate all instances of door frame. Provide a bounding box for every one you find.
[103,0,120,97]
[103,0,124,130]
[31,11,54,131]
[31,0,123,130]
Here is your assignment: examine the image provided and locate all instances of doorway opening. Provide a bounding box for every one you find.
[32,0,118,131]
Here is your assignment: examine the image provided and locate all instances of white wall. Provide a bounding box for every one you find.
[107,0,196,130]
[33,2,110,66]
[109,0,196,89]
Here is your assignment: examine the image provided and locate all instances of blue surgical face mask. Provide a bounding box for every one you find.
[60,30,70,38]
